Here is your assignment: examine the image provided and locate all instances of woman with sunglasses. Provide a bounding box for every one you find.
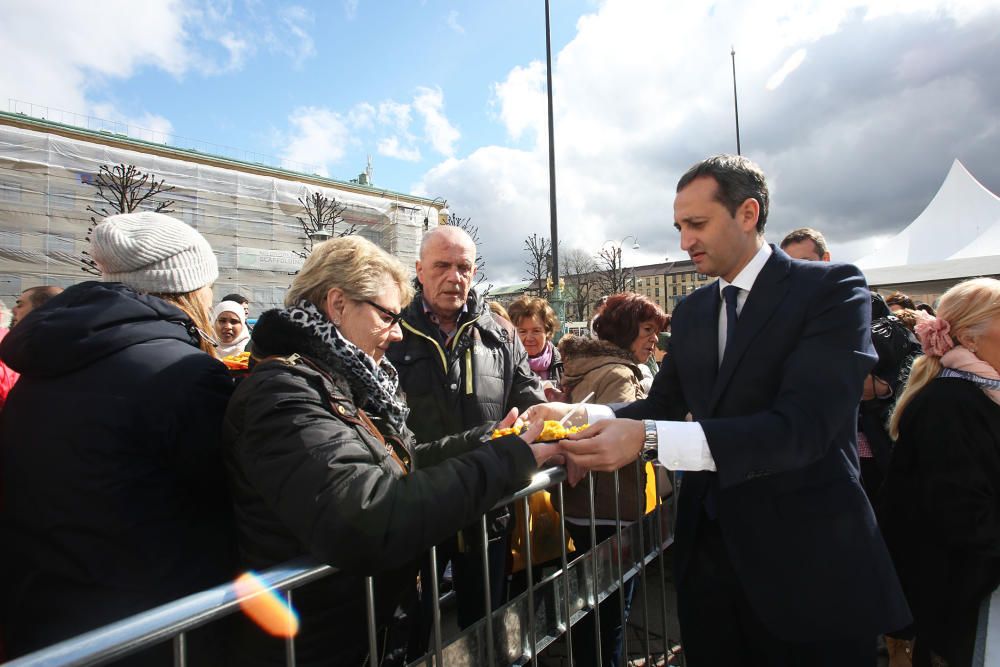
[223,236,559,667]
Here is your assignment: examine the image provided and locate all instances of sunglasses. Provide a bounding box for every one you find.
[363,300,404,326]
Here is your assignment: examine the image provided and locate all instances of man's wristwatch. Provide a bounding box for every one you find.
[641,419,658,462]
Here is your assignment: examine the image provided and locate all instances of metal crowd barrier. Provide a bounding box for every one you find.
[3,463,676,667]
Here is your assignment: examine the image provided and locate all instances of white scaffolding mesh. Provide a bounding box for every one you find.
[0,121,432,315]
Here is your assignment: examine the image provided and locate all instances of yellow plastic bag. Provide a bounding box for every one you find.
[510,490,575,573]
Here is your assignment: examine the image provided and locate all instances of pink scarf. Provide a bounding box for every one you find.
[528,341,554,380]
[915,310,1000,405]
[941,346,1000,406]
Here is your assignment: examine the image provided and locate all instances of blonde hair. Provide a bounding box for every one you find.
[151,290,217,356]
[889,277,1000,439]
[286,236,414,310]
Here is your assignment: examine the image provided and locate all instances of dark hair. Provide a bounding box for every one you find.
[23,285,63,310]
[507,296,559,338]
[676,154,769,233]
[915,302,936,316]
[885,291,915,310]
[222,293,249,305]
[592,293,669,353]
[780,227,828,256]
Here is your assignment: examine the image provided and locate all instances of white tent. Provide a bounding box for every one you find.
[855,160,1000,285]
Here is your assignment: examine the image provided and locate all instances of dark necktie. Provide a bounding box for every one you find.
[722,284,740,363]
[705,285,741,521]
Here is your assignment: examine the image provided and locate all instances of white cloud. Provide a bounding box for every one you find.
[446,10,465,34]
[0,0,190,115]
[217,32,253,72]
[378,136,422,162]
[275,5,317,67]
[378,101,413,132]
[414,87,460,157]
[280,106,353,176]
[765,48,807,91]
[492,61,547,145]
[348,103,377,130]
[0,0,321,151]
[419,0,1000,284]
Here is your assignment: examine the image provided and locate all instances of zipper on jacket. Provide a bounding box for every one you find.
[465,348,473,395]
[400,313,482,375]
[401,320,448,373]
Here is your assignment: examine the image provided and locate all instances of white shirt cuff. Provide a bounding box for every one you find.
[655,421,716,471]
[584,404,615,423]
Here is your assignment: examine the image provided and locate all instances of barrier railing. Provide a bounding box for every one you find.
[3,463,676,667]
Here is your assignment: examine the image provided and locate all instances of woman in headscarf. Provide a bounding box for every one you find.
[212,299,251,358]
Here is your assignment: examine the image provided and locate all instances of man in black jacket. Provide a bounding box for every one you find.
[387,225,544,648]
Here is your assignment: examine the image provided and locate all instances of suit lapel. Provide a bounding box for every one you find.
[681,281,722,414]
[709,248,792,413]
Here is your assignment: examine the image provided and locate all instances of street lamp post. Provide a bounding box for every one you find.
[422,197,450,231]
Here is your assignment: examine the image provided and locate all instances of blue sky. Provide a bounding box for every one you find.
[2,0,1000,284]
[39,1,594,189]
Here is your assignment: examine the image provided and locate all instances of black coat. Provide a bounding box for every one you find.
[0,282,236,661]
[223,309,537,667]
[881,377,1000,666]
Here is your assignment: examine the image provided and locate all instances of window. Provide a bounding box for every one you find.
[655,287,660,297]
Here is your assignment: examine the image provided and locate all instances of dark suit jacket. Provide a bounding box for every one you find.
[617,246,911,641]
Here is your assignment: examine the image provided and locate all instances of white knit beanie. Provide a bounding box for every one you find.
[92,212,219,294]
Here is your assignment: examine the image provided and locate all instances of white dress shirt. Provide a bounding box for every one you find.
[585,242,773,471]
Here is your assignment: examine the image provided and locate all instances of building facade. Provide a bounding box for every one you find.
[0,112,447,316]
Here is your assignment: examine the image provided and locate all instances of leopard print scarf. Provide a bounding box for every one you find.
[283,299,410,434]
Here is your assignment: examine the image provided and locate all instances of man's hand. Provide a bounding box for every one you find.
[523,402,580,426]
[561,419,644,471]
[495,407,525,432]
[519,419,565,467]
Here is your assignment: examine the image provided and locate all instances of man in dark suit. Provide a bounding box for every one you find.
[529,155,910,665]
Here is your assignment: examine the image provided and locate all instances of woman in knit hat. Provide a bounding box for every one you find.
[880,278,1000,667]
[0,212,235,665]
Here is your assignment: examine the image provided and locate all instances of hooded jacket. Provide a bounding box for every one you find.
[0,282,236,662]
[223,308,537,667]
[558,335,653,522]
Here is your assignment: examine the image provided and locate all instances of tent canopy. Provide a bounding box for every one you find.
[855,160,1000,271]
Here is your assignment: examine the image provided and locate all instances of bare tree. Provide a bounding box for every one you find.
[294,191,357,259]
[523,233,552,295]
[446,212,492,297]
[81,163,175,275]
[562,247,599,321]
[594,245,633,297]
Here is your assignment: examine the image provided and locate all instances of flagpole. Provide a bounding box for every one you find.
[731,46,742,155]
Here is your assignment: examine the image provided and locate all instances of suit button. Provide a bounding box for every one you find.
[450,383,458,391]
[404,355,411,361]
[337,405,346,414]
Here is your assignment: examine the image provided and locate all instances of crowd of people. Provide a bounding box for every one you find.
[0,154,997,667]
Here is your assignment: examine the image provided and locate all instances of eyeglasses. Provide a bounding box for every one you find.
[363,300,404,326]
